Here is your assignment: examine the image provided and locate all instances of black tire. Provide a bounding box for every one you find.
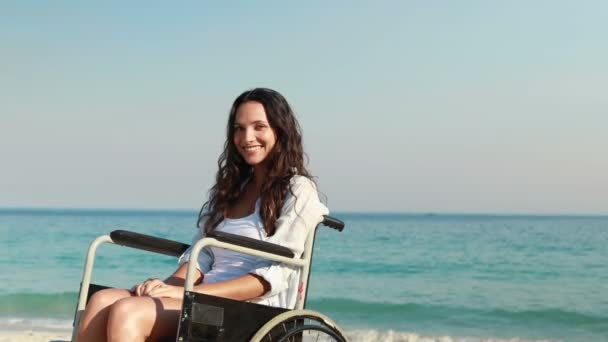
[253,311,347,342]
[277,324,345,342]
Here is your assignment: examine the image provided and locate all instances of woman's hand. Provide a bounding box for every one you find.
[146,283,184,299]
[130,278,165,296]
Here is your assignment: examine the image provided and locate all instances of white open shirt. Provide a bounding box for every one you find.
[178,176,329,309]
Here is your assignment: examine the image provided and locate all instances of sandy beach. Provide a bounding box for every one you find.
[0,330,508,342]
[0,330,559,342]
[0,331,71,342]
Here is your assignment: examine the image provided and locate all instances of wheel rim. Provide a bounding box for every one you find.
[260,315,346,342]
[277,324,344,342]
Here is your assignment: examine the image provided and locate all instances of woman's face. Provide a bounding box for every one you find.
[233,101,277,167]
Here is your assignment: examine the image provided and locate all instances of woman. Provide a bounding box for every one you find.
[76,88,329,342]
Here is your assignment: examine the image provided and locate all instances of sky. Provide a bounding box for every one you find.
[1,1,607,214]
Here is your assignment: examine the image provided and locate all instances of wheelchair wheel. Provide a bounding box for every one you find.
[250,309,347,342]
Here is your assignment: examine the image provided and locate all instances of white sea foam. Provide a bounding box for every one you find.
[0,317,72,333]
[345,329,559,342]
[0,319,562,342]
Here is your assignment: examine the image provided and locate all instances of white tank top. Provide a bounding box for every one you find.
[202,200,268,284]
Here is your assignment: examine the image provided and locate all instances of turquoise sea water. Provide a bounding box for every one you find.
[1,209,607,341]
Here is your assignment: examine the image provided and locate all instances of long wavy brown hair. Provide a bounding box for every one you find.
[198,88,313,236]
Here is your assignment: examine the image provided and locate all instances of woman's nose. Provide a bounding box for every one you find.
[245,127,255,142]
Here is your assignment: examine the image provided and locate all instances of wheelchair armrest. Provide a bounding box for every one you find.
[321,215,345,231]
[206,216,343,259]
[110,230,191,258]
[108,215,342,259]
[206,231,295,258]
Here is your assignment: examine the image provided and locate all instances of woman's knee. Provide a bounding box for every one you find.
[88,288,130,310]
[107,297,151,338]
[77,289,130,341]
[107,297,181,341]
[108,297,142,322]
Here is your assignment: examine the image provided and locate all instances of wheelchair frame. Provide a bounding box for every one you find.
[71,215,347,341]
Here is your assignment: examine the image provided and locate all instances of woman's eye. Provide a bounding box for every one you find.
[255,125,266,130]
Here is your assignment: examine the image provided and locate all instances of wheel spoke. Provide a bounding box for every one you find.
[255,311,346,342]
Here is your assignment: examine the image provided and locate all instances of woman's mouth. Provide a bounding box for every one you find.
[243,145,262,153]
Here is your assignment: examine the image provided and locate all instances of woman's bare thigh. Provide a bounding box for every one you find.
[107,296,183,341]
[77,288,133,341]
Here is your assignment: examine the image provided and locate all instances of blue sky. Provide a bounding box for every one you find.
[2,1,607,214]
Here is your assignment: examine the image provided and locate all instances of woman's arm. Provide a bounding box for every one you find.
[177,228,215,274]
[136,226,214,297]
[146,270,269,300]
[164,262,203,286]
[133,262,203,296]
[192,274,270,300]
[250,176,329,299]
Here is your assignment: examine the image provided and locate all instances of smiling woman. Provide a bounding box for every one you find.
[203,88,313,237]
[75,88,329,342]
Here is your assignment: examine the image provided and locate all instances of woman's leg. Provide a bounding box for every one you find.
[106,296,183,342]
[76,288,132,342]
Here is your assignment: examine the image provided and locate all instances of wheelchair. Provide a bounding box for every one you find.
[71,215,347,341]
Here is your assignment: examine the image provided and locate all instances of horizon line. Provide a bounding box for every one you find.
[1,206,607,218]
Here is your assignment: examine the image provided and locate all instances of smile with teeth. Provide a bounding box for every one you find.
[243,145,262,153]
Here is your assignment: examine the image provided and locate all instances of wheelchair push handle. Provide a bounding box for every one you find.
[321,215,345,232]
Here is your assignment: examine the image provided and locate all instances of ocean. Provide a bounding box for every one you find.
[1,209,607,341]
